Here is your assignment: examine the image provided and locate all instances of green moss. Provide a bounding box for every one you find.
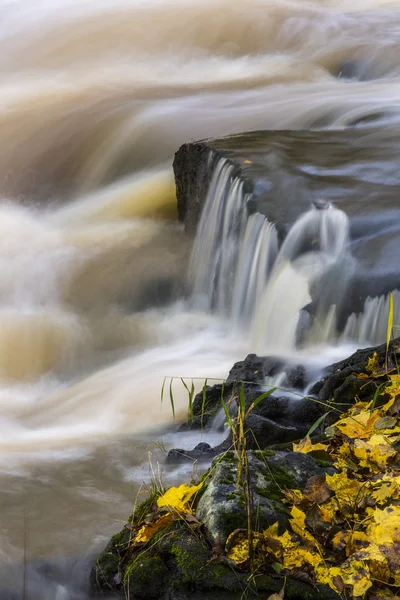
[237,497,245,509]
[225,492,237,501]
[171,544,201,583]
[268,465,299,489]
[252,449,275,458]
[218,451,235,465]
[109,527,131,549]
[218,509,247,534]
[124,554,167,598]
[219,473,236,485]
[129,492,158,524]
[151,521,176,545]
[207,564,243,591]
[314,459,333,468]
[255,485,280,501]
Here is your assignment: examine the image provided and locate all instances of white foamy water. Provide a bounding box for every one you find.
[1,0,400,596]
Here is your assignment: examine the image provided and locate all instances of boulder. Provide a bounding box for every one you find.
[91,451,338,600]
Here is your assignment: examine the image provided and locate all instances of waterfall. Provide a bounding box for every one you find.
[342,290,400,346]
[190,155,397,352]
[190,157,251,314]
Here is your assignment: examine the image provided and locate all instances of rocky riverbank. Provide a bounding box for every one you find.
[91,338,400,600]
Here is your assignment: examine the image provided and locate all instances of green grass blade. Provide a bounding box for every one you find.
[239,384,246,415]
[201,379,208,427]
[386,291,394,372]
[306,411,330,437]
[180,378,194,422]
[189,381,195,420]
[161,376,167,405]
[180,378,190,394]
[221,397,233,429]
[169,378,175,419]
[387,291,393,352]
[245,387,277,417]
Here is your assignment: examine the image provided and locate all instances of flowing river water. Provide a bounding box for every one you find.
[1,0,400,597]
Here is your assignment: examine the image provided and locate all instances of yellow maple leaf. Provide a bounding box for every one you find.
[353,435,397,470]
[366,352,378,373]
[157,482,203,513]
[349,532,370,555]
[264,522,280,538]
[292,437,328,454]
[334,409,381,439]
[134,512,173,543]
[289,506,320,548]
[283,546,322,570]
[326,472,364,511]
[225,531,250,566]
[340,556,372,597]
[315,565,343,592]
[274,529,299,551]
[367,506,400,544]
[372,475,400,505]
[282,488,304,504]
[319,499,337,523]
[382,374,400,411]
[225,531,265,567]
[332,530,351,552]
[364,544,391,582]
[371,482,396,504]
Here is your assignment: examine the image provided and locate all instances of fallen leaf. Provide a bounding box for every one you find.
[374,416,398,430]
[292,437,328,454]
[134,512,173,543]
[334,409,381,439]
[157,482,203,513]
[340,556,372,597]
[367,506,400,545]
[303,475,331,504]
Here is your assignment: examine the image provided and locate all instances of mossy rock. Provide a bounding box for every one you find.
[90,527,131,596]
[91,450,336,599]
[124,554,168,598]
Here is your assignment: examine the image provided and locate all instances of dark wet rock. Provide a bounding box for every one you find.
[173,143,217,234]
[244,413,301,449]
[310,338,400,407]
[166,442,218,465]
[90,527,131,596]
[227,353,277,383]
[188,382,234,429]
[93,521,339,599]
[173,338,400,466]
[185,354,310,432]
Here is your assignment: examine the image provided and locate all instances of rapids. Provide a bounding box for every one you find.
[1,0,400,597]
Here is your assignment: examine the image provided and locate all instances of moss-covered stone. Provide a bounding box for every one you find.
[124,554,168,598]
[129,491,158,523]
[91,447,336,599]
[90,527,131,596]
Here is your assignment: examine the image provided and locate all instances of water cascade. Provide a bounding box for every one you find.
[191,155,398,354]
